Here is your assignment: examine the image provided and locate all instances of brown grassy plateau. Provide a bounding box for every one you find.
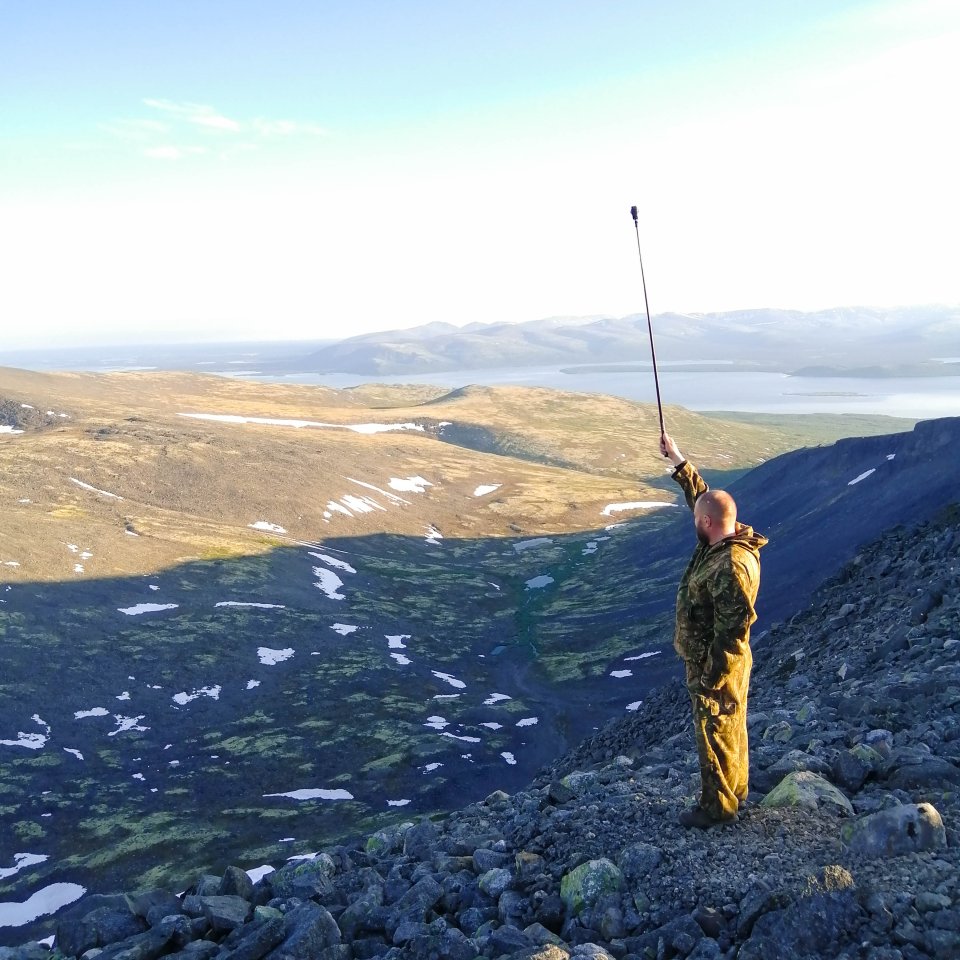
[0,367,911,582]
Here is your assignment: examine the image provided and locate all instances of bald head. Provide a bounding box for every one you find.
[693,489,738,545]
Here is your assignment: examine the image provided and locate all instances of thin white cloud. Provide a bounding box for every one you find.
[100,118,170,141]
[143,98,241,132]
[101,100,328,160]
[252,118,328,137]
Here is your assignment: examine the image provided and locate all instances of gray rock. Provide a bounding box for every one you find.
[489,923,533,954]
[337,898,388,940]
[0,947,56,960]
[616,842,662,883]
[219,866,254,901]
[760,771,854,816]
[736,882,792,939]
[833,744,882,792]
[739,891,863,960]
[841,802,947,857]
[478,867,513,899]
[473,848,510,872]
[125,890,182,926]
[559,860,623,917]
[886,758,960,790]
[218,916,286,960]
[402,819,440,861]
[92,926,174,960]
[366,822,414,856]
[198,896,251,935]
[264,902,340,960]
[267,854,337,899]
[56,898,145,958]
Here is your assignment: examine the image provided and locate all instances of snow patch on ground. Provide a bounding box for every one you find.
[69,477,122,499]
[331,623,358,636]
[216,602,285,610]
[313,568,345,600]
[0,854,48,881]
[601,501,674,517]
[626,700,644,712]
[422,763,443,774]
[480,722,503,730]
[848,468,876,486]
[64,748,84,760]
[387,635,409,649]
[610,670,633,678]
[501,752,517,765]
[484,693,511,705]
[1,716,50,751]
[516,717,539,727]
[441,732,481,743]
[473,484,501,497]
[179,413,425,434]
[424,716,449,730]
[258,648,295,666]
[264,788,354,801]
[74,708,109,720]
[108,715,149,737]
[387,799,411,807]
[425,525,443,545]
[246,680,261,690]
[390,653,412,666]
[388,476,432,493]
[118,603,179,616]
[346,478,410,505]
[249,521,286,534]
[432,671,466,689]
[246,866,275,884]
[525,575,554,590]
[625,651,662,661]
[309,552,357,574]
[513,538,553,552]
[341,494,385,514]
[0,882,86,929]
[173,685,222,705]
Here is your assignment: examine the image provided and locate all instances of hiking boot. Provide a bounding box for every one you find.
[678,806,738,829]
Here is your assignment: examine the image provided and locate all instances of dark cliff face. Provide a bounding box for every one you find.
[629,417,960,629]
[728,416,960,626]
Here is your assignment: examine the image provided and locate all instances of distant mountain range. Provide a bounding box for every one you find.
[270,305,960,376]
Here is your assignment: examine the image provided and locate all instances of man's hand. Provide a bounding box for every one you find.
[660,432,685,466]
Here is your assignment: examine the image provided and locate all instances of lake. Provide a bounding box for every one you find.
[251,366,959,420]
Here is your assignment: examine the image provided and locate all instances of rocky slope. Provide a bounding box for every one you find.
[5,502,958,958]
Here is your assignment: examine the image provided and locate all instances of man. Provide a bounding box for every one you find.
[660,432,767,828]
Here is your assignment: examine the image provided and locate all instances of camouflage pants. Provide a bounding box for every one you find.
[684,648,751,820]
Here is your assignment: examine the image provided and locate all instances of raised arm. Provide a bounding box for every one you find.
[661,432,708,512]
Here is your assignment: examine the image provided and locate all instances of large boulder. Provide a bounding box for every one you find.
[559,859,623,917]
[55,896,145,958]
[760,771,853,816]
[841,802,947,858]
[264,902,341,960]
[267,853,337,899]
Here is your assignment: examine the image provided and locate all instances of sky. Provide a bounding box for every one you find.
[2,0,958,348]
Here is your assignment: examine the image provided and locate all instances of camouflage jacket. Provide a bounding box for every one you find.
[672,461,767,685]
